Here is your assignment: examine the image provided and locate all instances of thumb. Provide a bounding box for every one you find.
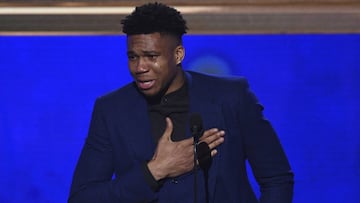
[161,117,173,142]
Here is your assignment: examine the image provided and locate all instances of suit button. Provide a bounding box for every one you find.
[161,97,168,104]
[171,179,178,184]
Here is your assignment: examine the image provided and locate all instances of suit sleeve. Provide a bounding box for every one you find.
[68,98,158,203]
[240,81,294,203]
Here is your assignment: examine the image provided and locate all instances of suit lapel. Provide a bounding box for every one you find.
[123,87,156,162]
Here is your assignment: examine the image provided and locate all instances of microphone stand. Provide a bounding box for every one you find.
[193,138,198,203]
[196,142,212,203]
[194,133,212,203]
[190,113,205,203]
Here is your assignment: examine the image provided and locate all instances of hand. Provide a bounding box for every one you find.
[148,117,194,180]
[147,118,225,180]
[199,128,225,157]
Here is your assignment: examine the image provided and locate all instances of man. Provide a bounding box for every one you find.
[69,2,294,203]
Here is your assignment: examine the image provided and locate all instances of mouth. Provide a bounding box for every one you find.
[136,79,155,90]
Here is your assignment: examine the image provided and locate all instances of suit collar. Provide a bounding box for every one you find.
[123,85,156,161]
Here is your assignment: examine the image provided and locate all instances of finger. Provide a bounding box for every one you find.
[162,117,173,141]
[201,128,219,140]
[210,149,218,157]
[151,149,158,160]
[207,136,224,150]
[201,130,225,146]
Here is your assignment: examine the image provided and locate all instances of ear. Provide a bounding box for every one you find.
[175,45,185,65]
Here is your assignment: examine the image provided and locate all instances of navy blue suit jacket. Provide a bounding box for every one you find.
[69,71,294,203]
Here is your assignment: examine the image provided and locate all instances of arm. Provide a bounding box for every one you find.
[68,99,157,203]
[241,83,294,203]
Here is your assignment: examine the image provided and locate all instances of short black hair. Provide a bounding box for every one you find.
[121,2,188,41]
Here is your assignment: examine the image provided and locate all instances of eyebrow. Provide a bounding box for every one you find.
[127,50,160,55]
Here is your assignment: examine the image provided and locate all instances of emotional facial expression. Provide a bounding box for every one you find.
[127,33,185,97]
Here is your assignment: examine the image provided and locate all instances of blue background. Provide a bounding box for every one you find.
[0,34,359,202]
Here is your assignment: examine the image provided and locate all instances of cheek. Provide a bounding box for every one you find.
[151,61,165,74]
[128,64,136,75]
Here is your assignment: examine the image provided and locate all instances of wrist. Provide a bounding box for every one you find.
[147,160,167,181]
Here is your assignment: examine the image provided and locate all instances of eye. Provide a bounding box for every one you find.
[146,54,159,61]
[127,54,138,61]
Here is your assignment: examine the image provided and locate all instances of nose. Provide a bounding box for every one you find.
[134,57,149,74]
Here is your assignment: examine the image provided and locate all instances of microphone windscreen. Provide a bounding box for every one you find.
[190,113,203,133]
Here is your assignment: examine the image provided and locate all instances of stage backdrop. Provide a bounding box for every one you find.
[0,34,359,203]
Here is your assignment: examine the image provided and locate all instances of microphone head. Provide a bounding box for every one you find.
[190,113,203,140]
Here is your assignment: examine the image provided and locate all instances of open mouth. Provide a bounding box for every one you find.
[137,80,155,90]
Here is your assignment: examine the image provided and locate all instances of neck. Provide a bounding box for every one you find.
[146,69,186,103]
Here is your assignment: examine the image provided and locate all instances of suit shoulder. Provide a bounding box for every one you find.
[95,82,138,106]
[188,70,249,90]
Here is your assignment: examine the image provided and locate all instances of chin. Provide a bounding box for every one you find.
[141,89,159,98]
[138,86,165,98]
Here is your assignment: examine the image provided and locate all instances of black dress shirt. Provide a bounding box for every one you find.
[143,83,189,191]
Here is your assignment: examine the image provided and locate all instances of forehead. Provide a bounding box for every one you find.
[126,33,176,52]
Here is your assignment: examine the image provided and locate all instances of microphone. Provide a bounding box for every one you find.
[190,113,211,203]
[190,113,203,144]
[189,113,212,170]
